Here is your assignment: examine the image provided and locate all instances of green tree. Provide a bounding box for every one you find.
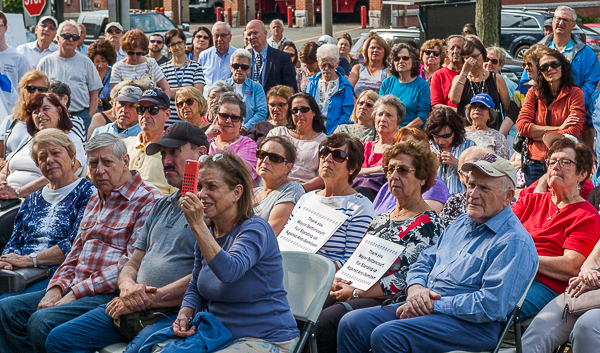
[475,0,500,46]
[3,0,24,14]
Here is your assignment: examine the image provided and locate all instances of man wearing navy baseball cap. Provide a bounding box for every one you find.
[123,88,176,195]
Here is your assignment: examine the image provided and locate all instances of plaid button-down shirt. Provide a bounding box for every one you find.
[47,172,162,299]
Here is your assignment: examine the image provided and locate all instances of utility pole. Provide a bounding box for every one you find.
[107,0,130,31]
[322,0,332,36]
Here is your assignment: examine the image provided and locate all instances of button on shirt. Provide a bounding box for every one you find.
[406,206,539,323]
[198,46,236,95]
[16,41,59,68]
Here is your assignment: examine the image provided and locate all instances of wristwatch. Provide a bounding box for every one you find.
[15,188,20,198]
[29,252,38,267]
[352,288,359,299]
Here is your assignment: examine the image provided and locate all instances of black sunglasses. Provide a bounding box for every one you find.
[136,106,164,115]
[423,50,440,56]
[232,63,250,70]
[25,85,49,94]
[256,150,288,163]
[176,98,195,108]
[383,164,416,176]
[150,40,163,44]
[393,56,411,62]
[127,51,145,57]
[539,61,561,72]
[106,28,122,34]
[486,58,499,65]
[195,35,210,40]
[218,113,242,123]
[431,132,454,139]
[290,106,311,115]
[60,33,80,41]
[319,146,348,163]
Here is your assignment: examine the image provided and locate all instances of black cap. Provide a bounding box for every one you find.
[138,88,170,108]
[146,121,210,155]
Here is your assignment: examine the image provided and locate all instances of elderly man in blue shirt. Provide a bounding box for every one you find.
[337,154,539,353]
[198,22,236,97]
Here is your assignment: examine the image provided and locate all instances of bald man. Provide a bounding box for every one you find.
[246,20,297,94]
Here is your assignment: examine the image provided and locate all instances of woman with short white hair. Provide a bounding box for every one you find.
[305,44,354,135]
[226,49,268,134]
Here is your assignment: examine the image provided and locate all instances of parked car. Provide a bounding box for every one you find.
[582,25,600,47]
[349,28,422,59]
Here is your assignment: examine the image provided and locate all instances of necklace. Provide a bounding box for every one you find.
[468,71,486,97]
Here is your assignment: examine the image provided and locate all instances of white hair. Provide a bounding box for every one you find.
[500,175,515,192]
[231,48,252,64]
[57,19,80,35]
[316,43,339,62]
[270,19,284,28]
[212,21,231,35]
[86,133,127,160]
[556,6,577,21]
[208,80,234,95]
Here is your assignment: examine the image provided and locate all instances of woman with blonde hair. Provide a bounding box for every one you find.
[334,90,379,142]
[174,86,208,128]
[0,70,50,163]
[349,34,390,98]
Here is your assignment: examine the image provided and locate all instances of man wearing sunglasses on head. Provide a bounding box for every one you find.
[16,16,59,69]
[0,12,30,115]
[105,22,127,62]
[147,33,169,65]
[37,19,103,133]
[123,88,177,195]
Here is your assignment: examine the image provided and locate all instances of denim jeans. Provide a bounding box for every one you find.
[0,277,50,300]
[520,278,559,321]
[46,305,177,353]
[74,108,92,133]
[0,289,114,353]
[523,159,547,187]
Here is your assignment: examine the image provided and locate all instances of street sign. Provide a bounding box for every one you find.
[23,0,46,17]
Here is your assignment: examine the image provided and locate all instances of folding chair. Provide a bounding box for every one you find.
[446,264,539,353]
[281,251,336,353]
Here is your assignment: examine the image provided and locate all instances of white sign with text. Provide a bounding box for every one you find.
[278,199,348,253]
[336,234,405,291]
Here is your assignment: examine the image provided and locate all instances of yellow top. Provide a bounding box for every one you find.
[123,134,177,195]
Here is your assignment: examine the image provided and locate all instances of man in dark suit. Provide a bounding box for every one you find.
[246,20,298,94]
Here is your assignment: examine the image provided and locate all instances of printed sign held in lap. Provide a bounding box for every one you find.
[336,234,405,291]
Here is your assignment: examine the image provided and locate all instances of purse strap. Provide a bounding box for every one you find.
[3,118,19,159]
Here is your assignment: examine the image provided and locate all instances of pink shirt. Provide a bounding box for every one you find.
[362,140,383,168]
[210,135,258,180]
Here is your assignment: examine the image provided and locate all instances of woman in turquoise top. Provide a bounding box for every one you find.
[380,43,431,129]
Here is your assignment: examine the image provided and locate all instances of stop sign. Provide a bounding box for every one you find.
[23,0,46,17]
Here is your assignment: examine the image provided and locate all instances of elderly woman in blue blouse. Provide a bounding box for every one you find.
[425,107,476,195]
[226,49,267,135]
[0,129,94,297]
[305,44,354,135]
[174,152,299,352]
[380,43,431,129]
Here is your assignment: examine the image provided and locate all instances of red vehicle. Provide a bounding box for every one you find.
[257,0,367,15]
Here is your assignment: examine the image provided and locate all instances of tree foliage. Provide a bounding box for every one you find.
[3,0,24,14]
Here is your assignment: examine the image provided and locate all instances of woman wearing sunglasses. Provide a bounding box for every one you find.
[0,70,50,165]
[425,106,476,195]
[333,90,379,142]
[513,44,546,108]
[248,85,294,147]
[380,43,430,129]
[110,29,170,97]
[483,46,517,99]
[253,136,305,235]
[161,28,205,127]
[315,139,442,353]
[187,26,213,62]
[516,49,585,186]
[266,93,327,192]
[174,86,213,134]
[418,39,444,83]
[225,49,267,134]
[287,132,375,268]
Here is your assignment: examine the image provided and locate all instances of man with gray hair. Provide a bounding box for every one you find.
[38,19,103,132]
[337,153,538,352]
[91,83,143,138]
[198,21,236,96]
[0,132,162,353]
[267,19,291,49]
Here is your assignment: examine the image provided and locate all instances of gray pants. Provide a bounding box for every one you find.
[522,292,600,353]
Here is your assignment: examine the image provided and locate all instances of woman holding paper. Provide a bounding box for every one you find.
[286,133,376,270]
[315,140,444,353]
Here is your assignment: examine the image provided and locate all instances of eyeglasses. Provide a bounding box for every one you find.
[423,50,440,56]
[25,85,49,94]
[127,51,145,57]
[431,132,454,139]
[522,61,534,69]
[60,33,81,41]
[554,16,575,24]
[320,63,336,70]
[546,158,577,168]
[213,33,230,38]
[394,56,411,62]
[231,63,250,70]
[40,24,56,31]
[539,61,561,72]
[467,52,482,60]
[256,150,288,163]
[268,102,288,109]
[486,57,499,65]
[319,146,348,163]
[106,28,122,34]
[383,164,416,176]
[217,113,242,123]
[136,106,164,115]
[176,98,195,108]
[150,40,163,44]
[167,40,185,48]
[195,35,210,40]
[290,106,311,115]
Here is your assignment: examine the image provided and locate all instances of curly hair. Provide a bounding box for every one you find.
[362,34,390,68]
[393,127,428,144]
[420,39,445,64]
[424,106,467,148]
[87,39,117,66]
[382,140,438,193]
[546,138,594,186]
[25,93,73,136]
[523,44,549,67]
[286,93,326,133]
[389,43,420,78]
[535,49,575,105]
[121,29,149,53]
[319,133,364,184]
[31,128,76,168]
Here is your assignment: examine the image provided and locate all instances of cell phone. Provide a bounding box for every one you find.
[182,160,200,195]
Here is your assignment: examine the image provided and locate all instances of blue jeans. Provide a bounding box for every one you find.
[46,305,177,353]
[0,277,50,300]
[523,159,547,187]
[337,302,502,353]
[521,278,559,321]
[74,108,91,133]
[0,289,114,353]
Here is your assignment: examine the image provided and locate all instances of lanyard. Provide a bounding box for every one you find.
[173,59,189,87]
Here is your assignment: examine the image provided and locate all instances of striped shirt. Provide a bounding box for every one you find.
[289,191,375,268]
[70,115,87,145]
[110,58,165,89]
[160,60,205,127]
[429,138,476,195]
[47,172,162,298]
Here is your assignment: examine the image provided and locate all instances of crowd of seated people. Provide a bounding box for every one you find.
[2,6,600,352]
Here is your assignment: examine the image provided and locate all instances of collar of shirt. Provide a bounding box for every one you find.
[258,45,268,61]
[463,204,514,235]
[32,41,59,53]
[108,170,143,201]
[550,38,574,54]
[214,45,235,59]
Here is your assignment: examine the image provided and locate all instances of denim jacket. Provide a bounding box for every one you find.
[226,77,268,131]
[305,71,354,135]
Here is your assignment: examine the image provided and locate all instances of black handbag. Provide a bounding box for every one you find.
[513,134,528,154]
[0,267,50,293]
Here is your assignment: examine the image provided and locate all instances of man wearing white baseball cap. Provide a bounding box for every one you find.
[105,22,127,62]
[16,16,59,69]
